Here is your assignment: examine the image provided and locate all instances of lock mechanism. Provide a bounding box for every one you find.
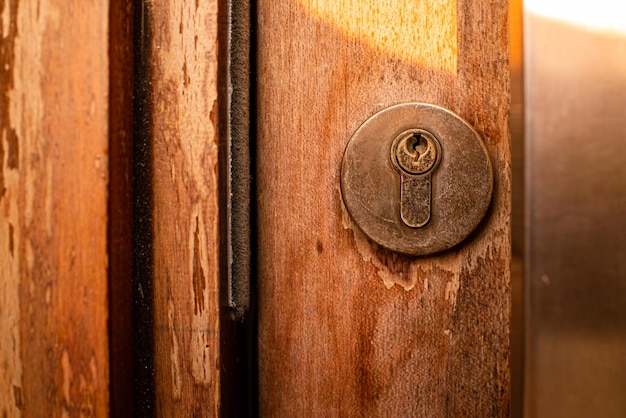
[340,103,493,256]
[390,129,442,228]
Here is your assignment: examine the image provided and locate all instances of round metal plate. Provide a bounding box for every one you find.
[340,103,493,256]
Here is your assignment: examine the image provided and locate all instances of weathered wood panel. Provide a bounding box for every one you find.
[257,0,511,416]
[145,0,222,415]
[0,0,111,416]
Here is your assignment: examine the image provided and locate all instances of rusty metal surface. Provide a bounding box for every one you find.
[340,103,493,256]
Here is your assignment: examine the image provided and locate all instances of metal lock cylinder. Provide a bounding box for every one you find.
[340,103,493,256]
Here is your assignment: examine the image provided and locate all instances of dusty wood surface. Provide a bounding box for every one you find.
[146,0,222,415]
[257,0,511,416]
[0,0,110,416]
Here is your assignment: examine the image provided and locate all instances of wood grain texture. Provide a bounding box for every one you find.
[0,0,110,416]
[147,0,222,415]
[257,0,511,416]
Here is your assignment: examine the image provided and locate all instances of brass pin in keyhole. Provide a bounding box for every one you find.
[390,129,442,228]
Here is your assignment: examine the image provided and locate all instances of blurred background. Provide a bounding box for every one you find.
[515,1,626,417]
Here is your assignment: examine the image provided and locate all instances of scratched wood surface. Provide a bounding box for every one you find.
[256,0,511,416]
[0,0,110,416]
[146,0,222,415]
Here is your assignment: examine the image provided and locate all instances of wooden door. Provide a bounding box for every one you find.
[0,0,510,416]
[0,0,132,415]
[255,0,511,416]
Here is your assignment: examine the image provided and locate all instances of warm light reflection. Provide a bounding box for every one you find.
[525,0,626,34]
[297,0,457,74]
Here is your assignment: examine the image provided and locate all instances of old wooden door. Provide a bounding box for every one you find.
[254,1,511,416]
[0,0,510,416]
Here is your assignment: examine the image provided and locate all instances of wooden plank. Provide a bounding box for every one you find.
[256,0,511,416]
[145,0,222,415]
[0,0,111,416]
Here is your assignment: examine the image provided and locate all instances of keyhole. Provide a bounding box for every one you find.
[411,134,429,162]
[392,129,440,176]
[390,129,442,228]
[412,134,424,150]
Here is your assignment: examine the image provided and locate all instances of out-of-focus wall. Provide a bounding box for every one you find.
[524,3,626,417]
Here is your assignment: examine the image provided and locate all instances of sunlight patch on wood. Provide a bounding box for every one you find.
[297,0,457,74]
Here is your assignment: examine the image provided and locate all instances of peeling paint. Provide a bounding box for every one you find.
[189,209,214,384]
[1,0,10,39]
[44,159,52,236]
[0,16,21,397]
[8,222,13,255]
[1,0,111,414]
[167,300,182,400]
[11,0,46,231]
[12,385,22,409]
[6,128,18,169]
[61,350,72,407]
[444,274,460,306]
[191,328,212,384]
[150,0,222,411]
[338,182,506,311]
[89,355,97,384]
[340,188,425,292]
[192,215,206,315]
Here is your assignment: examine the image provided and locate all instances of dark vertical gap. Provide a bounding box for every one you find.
[218,0,258,416]
[108,0,134,416]
[248,0,259,417]
[248,0,260,414]
[132,0,156,415]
